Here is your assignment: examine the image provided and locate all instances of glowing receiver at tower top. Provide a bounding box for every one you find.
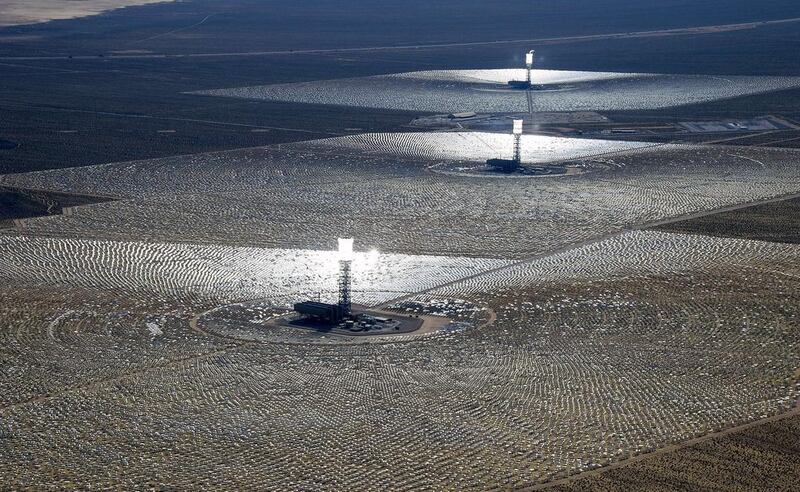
[338,237,354,261]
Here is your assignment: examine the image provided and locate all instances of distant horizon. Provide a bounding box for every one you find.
[0,0,173,27]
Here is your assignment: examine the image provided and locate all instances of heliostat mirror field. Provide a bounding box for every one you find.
[196,69,800,113]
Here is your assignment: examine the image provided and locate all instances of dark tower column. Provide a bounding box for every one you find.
[337,238,354,317]
[338,259,352,316]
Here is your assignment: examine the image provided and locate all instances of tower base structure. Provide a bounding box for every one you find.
[486,158,520,173]
[507,80,533,90]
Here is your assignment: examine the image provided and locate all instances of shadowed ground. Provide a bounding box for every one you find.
[548,411,800,491]
[657,195,800,244]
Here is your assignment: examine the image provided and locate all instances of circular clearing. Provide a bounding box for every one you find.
[473,83,581,94]
[427,158,618,178]
[194,299,474,346]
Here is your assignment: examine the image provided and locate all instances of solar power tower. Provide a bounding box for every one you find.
[513,119,524,164]
[337,238,354,316]
[525,50,536,84]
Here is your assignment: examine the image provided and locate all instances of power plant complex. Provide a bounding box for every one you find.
[293,238,353,324]
[508,50,536,89]
[487,119,525,173]
[291,239,421,335]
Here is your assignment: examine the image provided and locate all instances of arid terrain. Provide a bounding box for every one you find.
[0,0,173,27]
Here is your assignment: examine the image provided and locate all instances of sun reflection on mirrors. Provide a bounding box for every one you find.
[364,248,380,266]
[318,241,380,276]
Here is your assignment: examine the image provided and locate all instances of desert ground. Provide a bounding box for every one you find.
[0,0,174,27]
